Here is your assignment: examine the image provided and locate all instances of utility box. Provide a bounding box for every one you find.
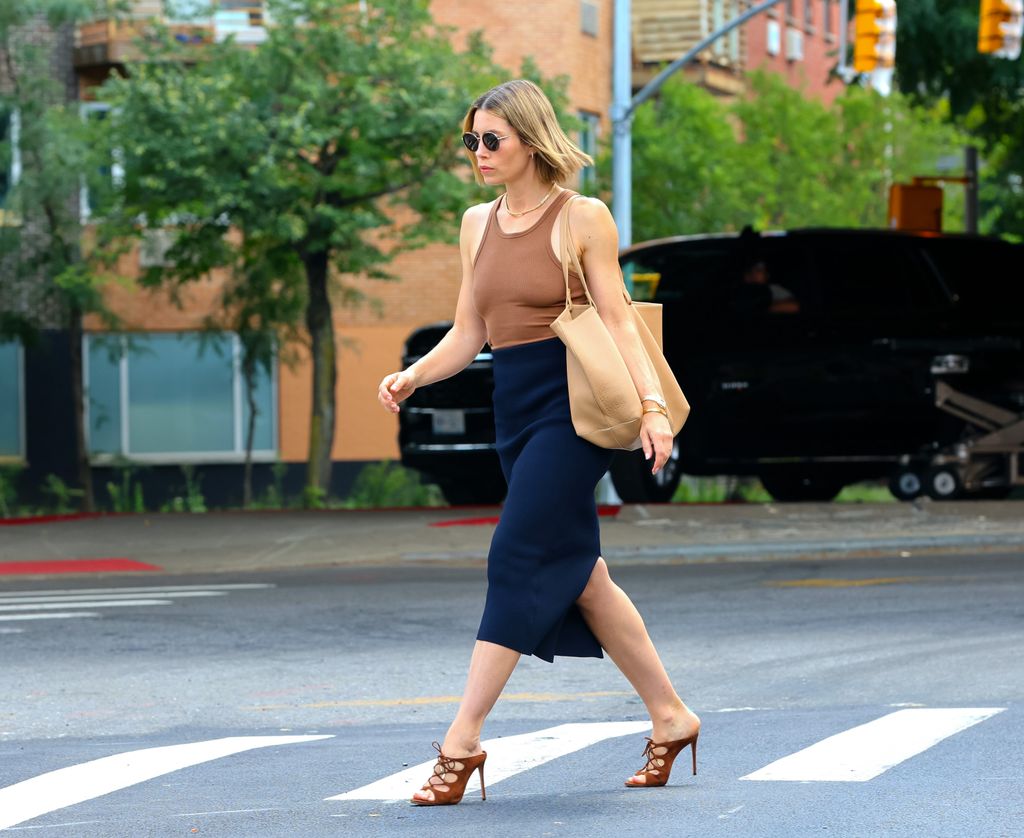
[889,183,943,232]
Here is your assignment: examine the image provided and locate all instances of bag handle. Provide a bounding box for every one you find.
[559,194,634,310]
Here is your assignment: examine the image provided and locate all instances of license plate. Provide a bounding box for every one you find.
[431,409,466,435]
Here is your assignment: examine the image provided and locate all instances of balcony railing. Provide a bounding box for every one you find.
[74,1,266,68]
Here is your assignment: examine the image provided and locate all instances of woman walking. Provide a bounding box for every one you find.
[376,79,700,805]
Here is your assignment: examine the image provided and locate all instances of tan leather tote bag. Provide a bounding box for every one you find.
[548,195,689,451]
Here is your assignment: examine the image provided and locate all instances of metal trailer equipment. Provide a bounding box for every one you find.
[891,381,1024,501]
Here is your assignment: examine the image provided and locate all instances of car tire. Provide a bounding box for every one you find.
[924,466,963,501]
[609,439,684,503]
[888,468,924,501]
[759,472,844,503]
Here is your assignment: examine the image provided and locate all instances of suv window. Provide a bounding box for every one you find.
[917,237,1024,316]
[808,235,947,317]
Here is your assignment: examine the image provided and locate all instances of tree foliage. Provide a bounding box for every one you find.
[618,71,970,242]
[890,0,1024,237]
[96,0,506,498]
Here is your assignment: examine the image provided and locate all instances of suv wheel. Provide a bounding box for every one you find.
[609,438,684,503]
[759,471,844,503]
[888,468,924,501]
[925,466,963,501]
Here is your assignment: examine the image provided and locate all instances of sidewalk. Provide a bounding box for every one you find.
[1,500,1022,578]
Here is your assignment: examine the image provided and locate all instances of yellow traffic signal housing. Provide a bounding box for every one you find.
[889,183,943,233]
[978,0,1023,59]
[854,0,898,73]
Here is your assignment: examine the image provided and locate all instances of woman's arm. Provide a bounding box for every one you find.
[569,197,681,473]
[378,205,490,414]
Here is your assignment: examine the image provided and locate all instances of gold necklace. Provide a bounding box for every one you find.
[504,184,558,217]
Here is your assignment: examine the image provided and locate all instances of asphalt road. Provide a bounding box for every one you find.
[1,551,1022,837]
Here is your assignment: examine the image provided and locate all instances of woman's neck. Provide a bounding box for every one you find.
[502,177,560,215]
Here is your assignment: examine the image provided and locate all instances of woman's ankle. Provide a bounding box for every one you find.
[442,724,483,757]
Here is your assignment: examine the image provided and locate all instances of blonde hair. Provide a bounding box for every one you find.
[461,79,594,186]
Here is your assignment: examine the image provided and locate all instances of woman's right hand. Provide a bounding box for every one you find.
[378,369,418,414]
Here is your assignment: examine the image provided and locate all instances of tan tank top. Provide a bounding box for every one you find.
[472,188,589,349]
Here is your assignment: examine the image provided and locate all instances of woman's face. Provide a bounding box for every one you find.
[470,109,532,185]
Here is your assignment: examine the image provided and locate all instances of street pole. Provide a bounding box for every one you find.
[611,0,785,256]
[612,0,632,251]
[965,145,979,235]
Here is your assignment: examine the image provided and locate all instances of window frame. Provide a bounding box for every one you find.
[79,101,124,223]
[83,331,279,464]
[577,110,600,193]
[0,340,26,463]
[0,106,22,225]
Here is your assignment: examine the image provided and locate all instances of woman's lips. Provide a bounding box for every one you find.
[479,166,494,172]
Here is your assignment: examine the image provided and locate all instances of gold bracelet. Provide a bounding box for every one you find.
[642,406,669,418]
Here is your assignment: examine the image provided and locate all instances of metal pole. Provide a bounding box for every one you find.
[612,0,632,250]
[624,0,784,120]
[964,145,979,235]
[611,0,785,250]
[838,0,852,81]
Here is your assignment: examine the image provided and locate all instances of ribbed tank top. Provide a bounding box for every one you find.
[472,188,589,349]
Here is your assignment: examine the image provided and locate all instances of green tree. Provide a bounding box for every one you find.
[880,0,1024,237]
[0,0,121,512]
[96,0,502,502]
[616,71,969,241]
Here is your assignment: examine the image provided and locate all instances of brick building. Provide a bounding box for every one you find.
[2,1,852,506]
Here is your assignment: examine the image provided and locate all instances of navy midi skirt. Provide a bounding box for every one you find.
[476,335,614,663]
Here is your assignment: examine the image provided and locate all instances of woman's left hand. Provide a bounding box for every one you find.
[640,412,674,475]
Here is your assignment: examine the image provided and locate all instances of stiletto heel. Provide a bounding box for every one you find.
[625,732,700,788]
[410,741,488,806]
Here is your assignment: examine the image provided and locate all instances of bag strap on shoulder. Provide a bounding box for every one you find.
[559,194,634,310]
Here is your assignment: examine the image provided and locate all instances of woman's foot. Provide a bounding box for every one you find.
[626,704,701,786]
[410,737,485,804]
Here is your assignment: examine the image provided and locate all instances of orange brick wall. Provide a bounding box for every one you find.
[746,2,847,106]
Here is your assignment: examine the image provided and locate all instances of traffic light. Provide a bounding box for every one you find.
[978,0,1023,60]
[853,0,898,73]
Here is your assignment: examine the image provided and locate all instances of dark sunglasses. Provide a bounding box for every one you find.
[462,131,510,152]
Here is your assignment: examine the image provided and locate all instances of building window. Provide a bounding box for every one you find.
[0,340,25,461]
[0,105,21,221]
[577,111,600,193]
[823,0,836,40]
[580,1,599,37]
[804,0,814,31]
[80,102,123,221]
[84,331,277,462]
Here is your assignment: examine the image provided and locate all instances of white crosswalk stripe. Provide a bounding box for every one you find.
[0,735,333,831]
[740,707,1006,782]
[0,583,275,622]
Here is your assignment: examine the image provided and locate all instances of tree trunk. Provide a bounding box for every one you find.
[68,304,94,512]
[242,356,258,509]
[303,250,336,504]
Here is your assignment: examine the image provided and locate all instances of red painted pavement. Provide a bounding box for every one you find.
[0,559,162,575]
[0,512,106,527]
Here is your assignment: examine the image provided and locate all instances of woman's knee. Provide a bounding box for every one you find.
[577,557,611,608]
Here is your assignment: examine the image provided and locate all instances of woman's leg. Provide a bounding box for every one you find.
[575,558,701,763]
[411,639,520,803]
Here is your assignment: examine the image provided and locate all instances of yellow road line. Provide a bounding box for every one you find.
[766,577,924,588]
[244,690,633,712]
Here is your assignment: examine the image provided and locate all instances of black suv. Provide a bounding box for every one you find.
[399,228,1024,503]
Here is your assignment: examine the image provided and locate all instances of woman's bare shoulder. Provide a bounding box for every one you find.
[462,199,497,229]
[567,194,617,243]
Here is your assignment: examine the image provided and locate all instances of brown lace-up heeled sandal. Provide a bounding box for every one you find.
[410,741,487,806]
[624,733,699,788]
